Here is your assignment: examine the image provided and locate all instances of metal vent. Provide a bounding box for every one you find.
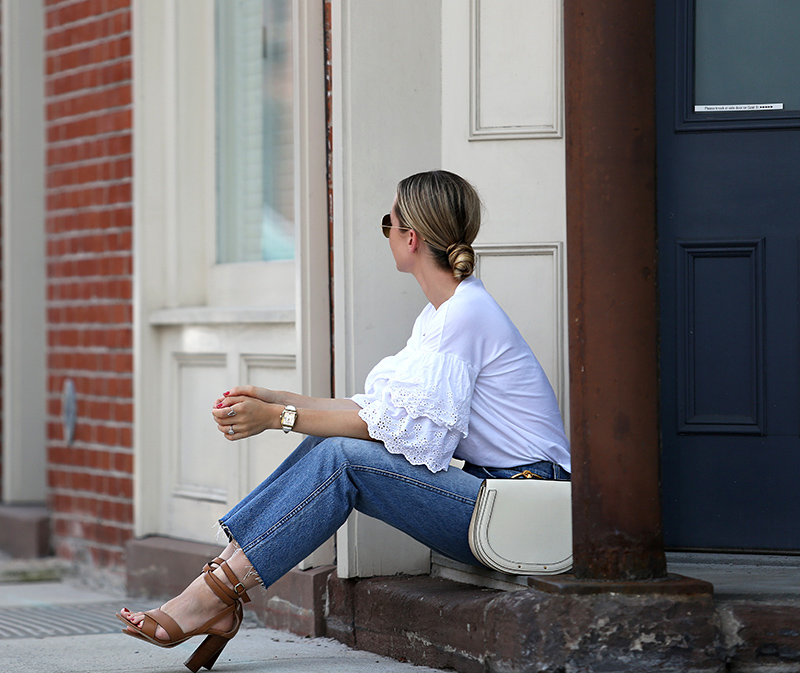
[0,602,150,639]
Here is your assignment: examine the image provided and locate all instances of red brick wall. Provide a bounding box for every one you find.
[45,0,133,570]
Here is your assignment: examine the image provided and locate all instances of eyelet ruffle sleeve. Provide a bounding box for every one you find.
[351,350,478,472]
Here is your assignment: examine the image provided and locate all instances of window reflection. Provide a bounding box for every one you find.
[694,0,800,112]
[217,0,294,264]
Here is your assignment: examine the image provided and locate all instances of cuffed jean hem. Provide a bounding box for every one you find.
[219,435,485,589]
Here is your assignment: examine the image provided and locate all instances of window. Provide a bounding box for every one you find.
[676,0,800,129]
[216,0,294,263]
[695,0,800,112]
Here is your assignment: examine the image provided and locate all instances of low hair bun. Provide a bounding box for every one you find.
[395,171,483,279]
[447,242,475,280]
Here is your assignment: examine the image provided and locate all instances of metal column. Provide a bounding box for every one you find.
[564,0,667,580]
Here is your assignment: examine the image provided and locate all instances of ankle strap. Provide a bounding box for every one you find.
[204,557,226,571]
[203,560,252,605]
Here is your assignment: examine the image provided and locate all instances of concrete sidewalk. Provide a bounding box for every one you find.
[0,563,444,673]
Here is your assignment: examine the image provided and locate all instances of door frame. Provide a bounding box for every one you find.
[1,0,47,504]
[132,0,328,539]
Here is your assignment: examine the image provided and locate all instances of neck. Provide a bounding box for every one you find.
[413,264,462,309]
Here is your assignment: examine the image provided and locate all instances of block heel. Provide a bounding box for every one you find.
[184,633,229,672]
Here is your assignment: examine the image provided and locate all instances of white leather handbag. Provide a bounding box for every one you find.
[468,477,573,575]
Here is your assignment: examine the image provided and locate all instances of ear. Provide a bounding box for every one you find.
[407,228,422,253]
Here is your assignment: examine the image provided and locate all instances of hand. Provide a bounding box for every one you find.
[212,393,280,441]
[212,385,276,408]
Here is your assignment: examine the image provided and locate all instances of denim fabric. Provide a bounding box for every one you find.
[220,435,486,587]
[461,460,571,481]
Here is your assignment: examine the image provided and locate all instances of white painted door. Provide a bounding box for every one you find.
[133,0,328,545]
[443,0,568,417]
[333,0,568,576]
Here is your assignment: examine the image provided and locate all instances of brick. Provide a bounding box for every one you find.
[47,207,131,234]
[47,1,107,31]
[49,61,132,98]
[94,426,116,446]
[46,12,131,53]
[46,421,63,441]
[86,400,111,421]
[106,0,131,14]
[47,156,131,188]
[44,0,133,571]
[48,109,132,143]
[118,426,133,449]
[112,402,133,423]
[113,451,133,473]
[47,134,132,167]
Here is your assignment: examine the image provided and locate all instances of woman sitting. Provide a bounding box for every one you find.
[117,170,570,672]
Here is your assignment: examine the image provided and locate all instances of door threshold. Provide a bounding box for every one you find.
[666,551,800,599]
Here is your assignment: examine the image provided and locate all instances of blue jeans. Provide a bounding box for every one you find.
[462,460,571,481]
[220,435,485,586]
[220,435,570,586]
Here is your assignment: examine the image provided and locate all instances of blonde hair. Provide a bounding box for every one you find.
[395,171,482,279]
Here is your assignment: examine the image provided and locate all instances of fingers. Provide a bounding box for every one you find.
[213,385,258,408]
[222,385,256,400]
[212,397,245,420]
[218,421,242,441]
[218,385,275,405]
[212,397,247,441]
[212,390,272,440]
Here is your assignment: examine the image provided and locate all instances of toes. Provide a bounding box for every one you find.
[119,608,143,626]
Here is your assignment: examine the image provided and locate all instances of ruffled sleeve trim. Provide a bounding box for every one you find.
[352,350,478,472]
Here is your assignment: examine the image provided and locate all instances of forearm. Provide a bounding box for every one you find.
[213,392,373,442]
[227,385,358,411]
[273,391,360,412]
[289,406,373,440]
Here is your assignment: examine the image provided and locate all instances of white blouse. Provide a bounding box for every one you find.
[351,276,571,474]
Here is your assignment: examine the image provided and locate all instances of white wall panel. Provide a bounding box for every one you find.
[239,354,299,493]
[173,354,229,503]
[332,0,442,578]
[475,244,566,414]
[470,0,563,139]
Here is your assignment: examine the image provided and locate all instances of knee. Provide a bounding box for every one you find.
[316,436,379,465]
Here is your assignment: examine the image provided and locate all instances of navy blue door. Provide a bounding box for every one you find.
[657,0,800,549]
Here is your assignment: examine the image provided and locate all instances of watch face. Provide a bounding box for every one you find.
[282,409,297,426]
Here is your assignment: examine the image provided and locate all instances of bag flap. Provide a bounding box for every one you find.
[468,478,572,575]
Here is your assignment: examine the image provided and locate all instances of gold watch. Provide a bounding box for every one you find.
[280,404,298,433]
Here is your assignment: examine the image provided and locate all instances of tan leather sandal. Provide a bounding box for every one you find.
[116,557,251,672]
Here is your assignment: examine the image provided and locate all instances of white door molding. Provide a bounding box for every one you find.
[331,0,443,578]
[1,0,47,503]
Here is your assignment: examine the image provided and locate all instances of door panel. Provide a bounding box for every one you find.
[657,0,800,550]
[443,0,568,410]
[676,240,765,434]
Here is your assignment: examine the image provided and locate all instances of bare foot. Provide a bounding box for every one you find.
[119,570,236,641]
